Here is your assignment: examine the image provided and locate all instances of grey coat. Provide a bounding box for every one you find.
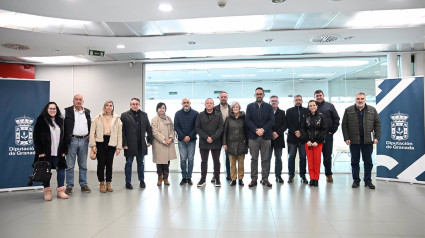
[195,109,224,149]
[222,112,248,156]
[342,104,381,144]
[121,109,153,157]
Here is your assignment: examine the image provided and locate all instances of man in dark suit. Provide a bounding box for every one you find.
[245,87,275,187]
[267,95,287,184]
[121,98,153,189]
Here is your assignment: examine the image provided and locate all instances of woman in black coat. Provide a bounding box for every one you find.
[222,101,248,186]
[300,100,327,187]
[33,102,68,201]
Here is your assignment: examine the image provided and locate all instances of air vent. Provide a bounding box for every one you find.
[310,35,339,43]
[1,43,31,50]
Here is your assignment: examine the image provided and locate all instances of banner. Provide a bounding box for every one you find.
[0,79,50,189]
[375,76,425,183]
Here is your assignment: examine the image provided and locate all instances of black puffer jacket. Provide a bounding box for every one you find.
[33,115,67,169]
[300,112,327,144]
[222,112,248,156]
[195,109,224,149]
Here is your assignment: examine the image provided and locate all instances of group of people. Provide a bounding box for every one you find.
[32,87,381,201]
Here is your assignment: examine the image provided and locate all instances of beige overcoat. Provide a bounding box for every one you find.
[151,114,177,164]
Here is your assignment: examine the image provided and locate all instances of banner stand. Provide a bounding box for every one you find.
[0,186,42,193]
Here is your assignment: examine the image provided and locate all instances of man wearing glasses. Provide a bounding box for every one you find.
[245,87,275,187]
[267,95,287,184]
[121,98,153,189]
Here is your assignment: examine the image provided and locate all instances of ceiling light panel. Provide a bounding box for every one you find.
[22,56,91,64]
[156,15,273,34]
[345,9,425,28]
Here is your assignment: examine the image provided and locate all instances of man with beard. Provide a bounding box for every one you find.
[245,87,275,187]
[286,95,309,184]
[314,90,340,182]
[342,92,380,189]
[213,91,232,182]
[174,98,198,185]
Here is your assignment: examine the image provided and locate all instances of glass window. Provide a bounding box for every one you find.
[144,57,387,174]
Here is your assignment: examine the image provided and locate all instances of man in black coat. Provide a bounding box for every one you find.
[315,90,340,182]
[195,98,224,187]
[121,98,153,189]
[267,95,287,184]
[286,95,309,184]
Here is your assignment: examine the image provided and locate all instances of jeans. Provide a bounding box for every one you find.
[125,152,145,183]
[350,143,373,183]
[322,133,334,176]
[287,142,307,177]
[43,156,65,188]
[178,141,196,179]
[249,137,271,181]
[267,146,283,177]
[65,137,88,188]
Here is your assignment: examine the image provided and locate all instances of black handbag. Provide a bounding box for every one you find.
[28,158,52,186]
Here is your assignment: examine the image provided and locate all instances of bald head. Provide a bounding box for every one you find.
[73,94,84,110]
[182,98,191,111]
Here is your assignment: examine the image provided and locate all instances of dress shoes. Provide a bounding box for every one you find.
[276,176,284,184]
[230,180,237,186]
[352,181,360,188]
[365,182,376,189]
[248,180,257,187]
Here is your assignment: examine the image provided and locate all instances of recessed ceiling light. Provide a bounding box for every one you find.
[158,3,173,12]
[116,44,125,49]
[272,0,286,3]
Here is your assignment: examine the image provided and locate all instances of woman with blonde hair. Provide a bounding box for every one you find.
[89,100,122,192]
[151,102,177,186]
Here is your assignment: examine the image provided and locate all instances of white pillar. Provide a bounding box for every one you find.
[414,53,425,76]
[387,53,398,78]
[400,53,412,77]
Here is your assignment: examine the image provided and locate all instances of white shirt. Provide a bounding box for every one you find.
[63,107,90,136]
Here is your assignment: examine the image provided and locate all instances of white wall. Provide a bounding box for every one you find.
[36,63,144,172]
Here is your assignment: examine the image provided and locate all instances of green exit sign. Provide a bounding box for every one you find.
[89,50,105,57]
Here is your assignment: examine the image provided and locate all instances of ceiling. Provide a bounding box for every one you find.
[0,0,425,65]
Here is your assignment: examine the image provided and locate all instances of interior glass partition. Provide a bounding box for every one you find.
[144,57,387,175]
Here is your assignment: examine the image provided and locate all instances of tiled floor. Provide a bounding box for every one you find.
[1,172,424,238]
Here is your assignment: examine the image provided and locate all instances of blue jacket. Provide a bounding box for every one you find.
[174,108,198,141]
[245,102,275,140]
[317,100,340,134]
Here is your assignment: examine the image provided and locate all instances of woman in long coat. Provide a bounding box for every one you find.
[33,102,68,201]
[151,102,177,186]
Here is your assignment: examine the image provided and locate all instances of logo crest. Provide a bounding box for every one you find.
[15,116,34,146]
[390,112,408,141]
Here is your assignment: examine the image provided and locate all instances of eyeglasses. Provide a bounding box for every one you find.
[270,100,278,103]
[48,108,56,110]
[130,103,140,106]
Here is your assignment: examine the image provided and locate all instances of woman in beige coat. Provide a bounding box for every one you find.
[89,100,122,193]
[152,102,177,186]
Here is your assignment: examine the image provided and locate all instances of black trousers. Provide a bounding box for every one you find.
[200,149,221,180]
[96,136,115,182]
[156,161,170,179]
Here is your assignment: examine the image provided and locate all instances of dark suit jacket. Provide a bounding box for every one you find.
[245,101,275,140]
[195,109,224,149]
[121,109,153,157]
[271,107,287,149]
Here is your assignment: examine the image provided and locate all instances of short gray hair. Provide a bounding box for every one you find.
[231,101,241,110]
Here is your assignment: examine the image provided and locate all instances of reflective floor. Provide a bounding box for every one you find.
[1,172,424,238]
